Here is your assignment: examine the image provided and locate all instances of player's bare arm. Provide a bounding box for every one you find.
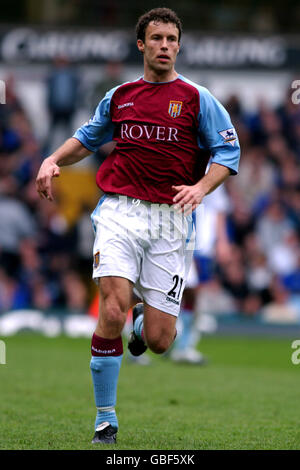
[36,137,91,201]
[172,163,230,214]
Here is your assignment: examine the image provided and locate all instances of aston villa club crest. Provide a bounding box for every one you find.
[93,251,100,268]
[168,100,183,118]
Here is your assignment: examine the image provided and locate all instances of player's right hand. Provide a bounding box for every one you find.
[35,157,60,201]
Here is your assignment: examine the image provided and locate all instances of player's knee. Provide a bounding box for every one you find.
[100,294,127,333]
[104,304,125,329]
[147,334,172,354]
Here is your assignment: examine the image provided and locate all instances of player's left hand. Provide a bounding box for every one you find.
[172,184,205,215]
[36,157,60,201]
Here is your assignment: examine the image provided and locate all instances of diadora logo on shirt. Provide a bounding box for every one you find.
[117,102,134,109]
[219,128,237,146]
[121,123,179,142]
[168,100,183,118]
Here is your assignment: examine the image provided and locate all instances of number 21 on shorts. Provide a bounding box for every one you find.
[166,275,184,305]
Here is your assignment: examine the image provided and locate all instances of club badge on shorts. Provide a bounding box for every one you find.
[168,100,183,118]
[93,251,100,269]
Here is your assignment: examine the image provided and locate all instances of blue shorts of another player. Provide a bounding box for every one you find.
[193,255,215,283]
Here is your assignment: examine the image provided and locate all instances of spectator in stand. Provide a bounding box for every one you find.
[285,189,300,232]
[261,276,299,323]
[282,251,300,291]
[60,270,88,313]
[230,145,277,210]
[0,181,37,277]
[45,56,79,153]
[266,229,300,277]
[277,84,300,151]
[246,251,272,306]
[218,257,261,316]
[0,268,31,313]
[256,199,295,255]
[90,61,124,112]
[282,252,300,318]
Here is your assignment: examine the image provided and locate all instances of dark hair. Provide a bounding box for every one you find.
[136,7,182,43]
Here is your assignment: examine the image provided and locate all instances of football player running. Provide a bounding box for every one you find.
[36,7,240,444]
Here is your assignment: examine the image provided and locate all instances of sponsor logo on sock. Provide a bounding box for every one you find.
[91,346,116,355]
[91,333,123,356]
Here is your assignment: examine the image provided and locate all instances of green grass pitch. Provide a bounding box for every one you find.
[0,333,300,450]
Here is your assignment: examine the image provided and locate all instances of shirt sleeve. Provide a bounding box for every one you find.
[73,86,117,152]
[197,87,240,174]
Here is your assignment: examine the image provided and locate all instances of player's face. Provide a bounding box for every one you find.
[137,21,180,81]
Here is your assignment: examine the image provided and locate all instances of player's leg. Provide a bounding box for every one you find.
[128,301,177,354]
[128,209,195,357]
[170,287,196,356]
[90,194,144,442]
[91,275,133,444]
[126,297,152,365]
[170,259,206,364]
[170,287,206,364]
[143,303,177,354]
[174,259,198,354]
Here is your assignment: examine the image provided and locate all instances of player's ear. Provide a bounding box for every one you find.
[137,39,145,53]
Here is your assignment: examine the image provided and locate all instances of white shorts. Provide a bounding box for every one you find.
[185,259,199,289]
[91,194,195,316]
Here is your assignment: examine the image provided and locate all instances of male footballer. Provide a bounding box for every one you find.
[36,8,240,444]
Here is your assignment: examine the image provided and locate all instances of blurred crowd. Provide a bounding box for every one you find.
[0,67,300,322]
[213,88,300,321]
[0,71,92,314]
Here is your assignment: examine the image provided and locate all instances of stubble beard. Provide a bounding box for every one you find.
[146,56,174,79]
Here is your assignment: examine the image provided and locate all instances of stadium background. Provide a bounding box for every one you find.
[0,0,300,450]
